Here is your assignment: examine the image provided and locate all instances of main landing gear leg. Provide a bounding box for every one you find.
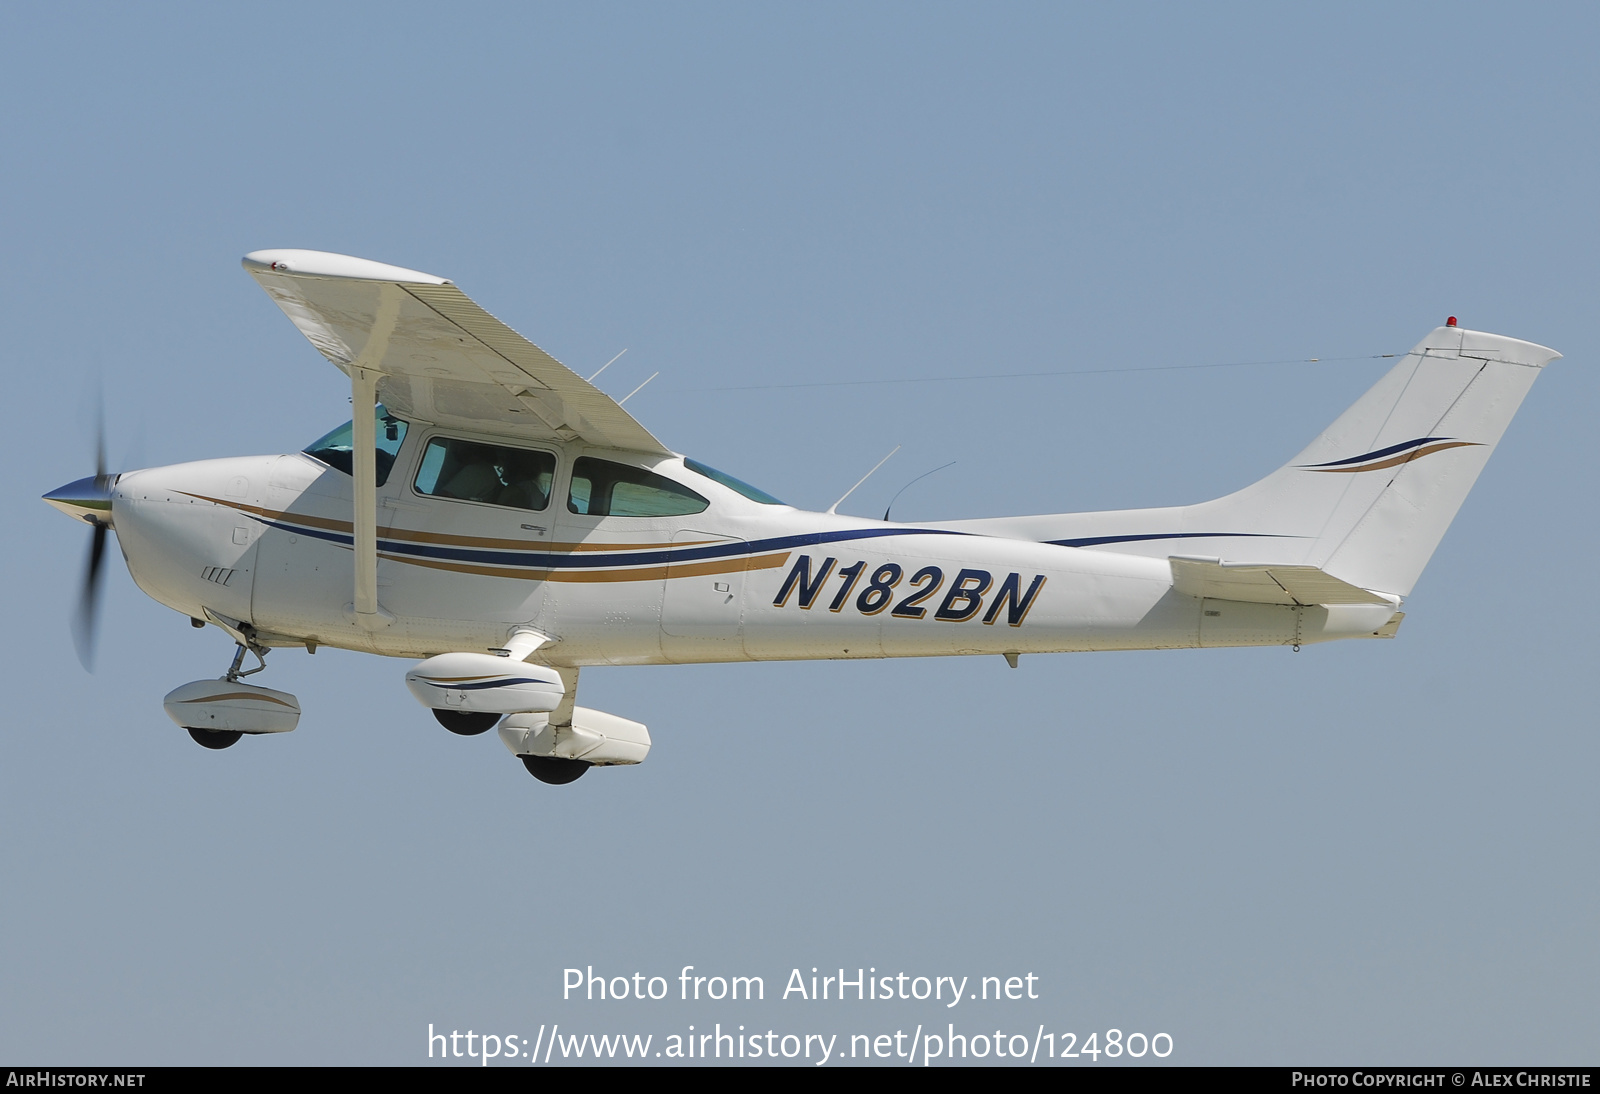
[521,666,592,785]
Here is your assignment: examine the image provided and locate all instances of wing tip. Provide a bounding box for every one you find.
[242,249,451,286]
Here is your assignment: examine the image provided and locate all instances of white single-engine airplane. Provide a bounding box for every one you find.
[44,250,1559,784]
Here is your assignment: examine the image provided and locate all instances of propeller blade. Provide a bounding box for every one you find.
[71,521,108,671]
[50,389,119,670]
[74,400,110,670]
[94,401,106,482]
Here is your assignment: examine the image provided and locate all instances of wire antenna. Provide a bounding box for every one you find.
[687,353,1397,393]
[884,460,956,521]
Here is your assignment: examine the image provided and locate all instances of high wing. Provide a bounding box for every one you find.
[243,249,669,456]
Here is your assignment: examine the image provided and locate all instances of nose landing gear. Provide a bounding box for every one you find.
[187,727,244,750]
[163,631,301,750]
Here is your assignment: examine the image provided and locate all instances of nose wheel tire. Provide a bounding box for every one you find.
[432,709,500,736]
[521,756,591,784]
[187,727,243,750]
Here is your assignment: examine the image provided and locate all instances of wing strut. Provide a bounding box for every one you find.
[350,366,387,628]
[348,285,403,629]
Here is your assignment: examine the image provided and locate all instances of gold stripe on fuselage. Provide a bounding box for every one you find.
[179,493,718,552]
[377,551,793,583]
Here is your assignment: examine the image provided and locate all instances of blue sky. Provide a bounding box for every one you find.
[3,3,1596,1065]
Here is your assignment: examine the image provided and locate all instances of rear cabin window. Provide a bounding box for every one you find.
[414,437,556,511]
[567,457,709,517]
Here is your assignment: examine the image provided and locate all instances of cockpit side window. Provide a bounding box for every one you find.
[303,406,409,486]
[413,437,556,511]
[567,457,709,517]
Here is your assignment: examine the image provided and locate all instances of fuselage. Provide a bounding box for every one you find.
[42,252,1547,776]
[106,420,1392,669]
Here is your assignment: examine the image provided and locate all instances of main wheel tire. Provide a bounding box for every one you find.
[432,709,500,736]
[187,727,243,750]
[521,755,591,784]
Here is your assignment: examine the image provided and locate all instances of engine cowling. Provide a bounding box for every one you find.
[162,679,301,734]
[498,707,650,766]
[404,652,564,715]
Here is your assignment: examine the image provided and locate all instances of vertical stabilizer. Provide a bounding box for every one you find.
[935,324,1559,598]
[1204,325,1557,596]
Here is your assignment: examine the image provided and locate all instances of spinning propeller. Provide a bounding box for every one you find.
[42,414,117,670]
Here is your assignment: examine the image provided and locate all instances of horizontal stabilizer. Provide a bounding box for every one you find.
[1169,556,1395,606]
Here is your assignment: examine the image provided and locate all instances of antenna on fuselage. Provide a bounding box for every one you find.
[826,445,900,515]
[617,371,659,406]
[587,349,628,383]
[883,460,956,522]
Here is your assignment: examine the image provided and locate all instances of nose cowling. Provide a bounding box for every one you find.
[43,475,116,527]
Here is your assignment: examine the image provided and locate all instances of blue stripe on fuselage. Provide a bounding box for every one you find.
[249,518,977,569]
[252,513,1301,567]
[1047,532,1302,548]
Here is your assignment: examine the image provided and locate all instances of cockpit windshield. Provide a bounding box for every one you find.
[303,406,409,486]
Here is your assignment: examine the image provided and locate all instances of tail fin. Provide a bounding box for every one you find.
[1238,325,1559,595]
[941,324,1559,598]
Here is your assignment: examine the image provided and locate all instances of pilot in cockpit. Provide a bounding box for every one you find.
[425,439,554,511]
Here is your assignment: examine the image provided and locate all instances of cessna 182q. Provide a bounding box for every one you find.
[43,250,1559,784]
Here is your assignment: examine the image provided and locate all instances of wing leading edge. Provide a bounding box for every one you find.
[242,249,670,456]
